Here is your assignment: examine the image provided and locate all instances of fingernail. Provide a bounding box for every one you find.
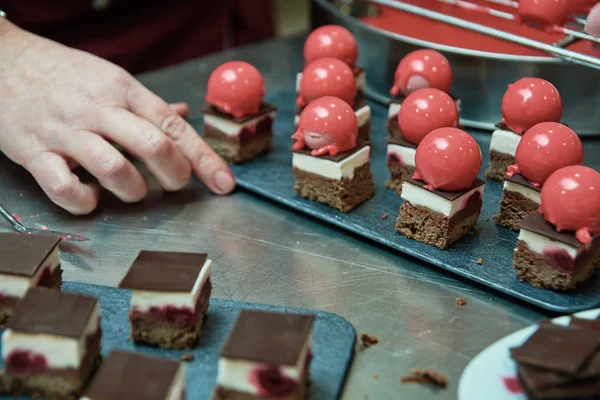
[214,170,235,194]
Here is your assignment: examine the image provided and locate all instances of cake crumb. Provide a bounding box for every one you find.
[360,333,379,348]
[401,368,448,389]
[180,353,195,362]
[456,297,467,306]
[476,258,483,265]
[381,213,389,220]
[373,374,380,380]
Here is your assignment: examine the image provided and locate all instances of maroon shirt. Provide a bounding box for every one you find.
[3,0,275,73]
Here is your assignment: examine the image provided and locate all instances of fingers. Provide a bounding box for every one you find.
[127,80,235,194]
[63,130,148,203]
[25,152,99,215]
[169,102,190,119]
[96,107,192,191]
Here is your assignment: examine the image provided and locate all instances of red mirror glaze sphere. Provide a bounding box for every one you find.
[540,165,600,244]
[390,49,453,97]
[291,96,357,157]
[205,61,265,118]
[397,88,459,146]
[501,78,562,135]
[297,57,356,108]
[303,25,358,70]
[508,122,583,187]
[517,0,570,27]
[571,0,599,14]
[413,127,482,191]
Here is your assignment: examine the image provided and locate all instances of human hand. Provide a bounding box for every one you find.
[0,21,235,215]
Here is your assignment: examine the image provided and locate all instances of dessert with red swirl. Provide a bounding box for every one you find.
[295,57,371,141]
[387,49,460,136]
[485,77,562,181]
[202,61,277,164]
[292,96,375,212]
[495,122,583,231]
[212,310,314,400]
[513,165,600,290]
[119,250,212,350]
[386,88,459,195]
[395,127,485,249]
[297,25,366,100]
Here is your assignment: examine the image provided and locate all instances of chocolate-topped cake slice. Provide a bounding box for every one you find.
[82,351,185,400]
[213,310,314,400]
[386,134,417,195]
[119,250,212,350]
[0,233,62,326]
[495,174,541,231]
[1,287,101,399]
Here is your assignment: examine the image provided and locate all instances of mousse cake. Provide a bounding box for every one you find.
[212,310,314,400]
[396,127,484,249]
[0,233,62,326]
[485,78,563,181]
[386,88,459,195]
[513,165,600,290]
[495,174,541,231]
[203,61,276,163]
[82,351,185,400]
[119,250,212,349]
[292,96,375,212]
[1,287,101,399]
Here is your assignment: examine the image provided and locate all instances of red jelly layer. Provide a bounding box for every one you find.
[248,350,312,398]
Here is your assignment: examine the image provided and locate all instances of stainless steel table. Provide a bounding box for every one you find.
[2,35,574,399]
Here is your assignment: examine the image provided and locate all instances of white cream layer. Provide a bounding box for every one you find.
[292,146,370,180]
[204,113,275,137]
[1,304,99,370]
[518,229,578,260]
[387,144,416,167]
[131,259,212,312]
[503,181,541,203]
[296,70,366,92]
[489,129,521,156]
[0,246,60,299]
[402,181,484,217]
[294,104,370,128]
[166,366,186,400]
[217,332,312,395]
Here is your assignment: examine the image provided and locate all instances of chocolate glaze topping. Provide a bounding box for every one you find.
[292,140,370,163]
[202,102,277,124]
[403,177,485,201]
[505,174,540,192]
[518,212,600,250]
[0,233,60,277]
[387,134,417,149]
[220,310,314,366]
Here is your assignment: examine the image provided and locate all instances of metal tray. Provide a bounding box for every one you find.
[225,91,600,314]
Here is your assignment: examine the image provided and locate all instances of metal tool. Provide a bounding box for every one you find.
[0,203,90,242]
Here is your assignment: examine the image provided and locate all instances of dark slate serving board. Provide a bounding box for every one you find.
[223,89,600,313]
[0,282,356,400]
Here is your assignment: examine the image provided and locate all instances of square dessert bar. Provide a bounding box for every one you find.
[386,134,417,195]
[1,287,101,399]
[213,310,314,400]
[292,142,375,212]
[82,351,185,400]
[0,233,62,326]
[495,174,540,231]
[294,92,371,142]
[387,94,461,137]
[396,177,485,249]
[513,212,600,290]
[202,103,277,164]
[485,123,521,181]
[119,250,212,349]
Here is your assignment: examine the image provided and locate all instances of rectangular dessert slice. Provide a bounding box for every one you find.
[513,212,600,290]
[386,134,417,195]
[296,67,366,96]
[0,233,62,326]
[119,251,212,350]
[387,94,461,137]
[295,92,371,142]
[396,178,485,249]
[213,310,314,400]
[495,174,540,231]
[82,350,185,400]
[292,142,375,212]
[202,103,277,164]
[1,287,101,399]
[484,124,522,181]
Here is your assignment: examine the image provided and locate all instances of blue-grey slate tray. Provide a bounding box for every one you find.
[223,88,600,314]
[0,282,356,400]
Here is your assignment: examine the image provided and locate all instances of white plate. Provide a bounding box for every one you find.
[458,308,600,400]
